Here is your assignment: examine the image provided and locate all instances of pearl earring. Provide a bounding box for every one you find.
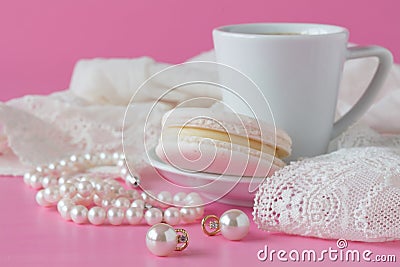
[201,209,250,241]
[146,223,189,257]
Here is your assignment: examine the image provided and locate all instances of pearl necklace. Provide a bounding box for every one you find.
[24,152,139,189]
[23,152,204,226]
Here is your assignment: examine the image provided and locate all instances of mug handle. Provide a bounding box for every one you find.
[331,46,393,139]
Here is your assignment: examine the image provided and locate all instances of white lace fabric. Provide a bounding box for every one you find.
[0,93,168,174]
[253,128,400,242]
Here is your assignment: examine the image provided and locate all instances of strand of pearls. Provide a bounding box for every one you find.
[23,153,204,226]
[23,152,139,190]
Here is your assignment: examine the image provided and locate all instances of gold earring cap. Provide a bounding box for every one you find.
[201,214,221,236]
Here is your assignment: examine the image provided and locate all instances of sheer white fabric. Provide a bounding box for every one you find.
[0,52,219,175]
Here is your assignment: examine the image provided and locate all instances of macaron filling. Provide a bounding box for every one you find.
[162,126,289,160]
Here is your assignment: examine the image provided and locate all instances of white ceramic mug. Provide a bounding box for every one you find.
[213,23,393,160]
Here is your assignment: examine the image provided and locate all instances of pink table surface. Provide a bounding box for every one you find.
[0,176,399,267]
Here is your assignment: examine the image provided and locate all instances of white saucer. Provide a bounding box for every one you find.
[147,148,264,207]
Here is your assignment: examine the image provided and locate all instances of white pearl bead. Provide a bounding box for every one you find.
[120,167,128,176]
[99,152,107,161]
[146,223,178,256]
[43,186,61,203]
[107,207,124,225]
[88,207,106,225]
[157,191,172,207]
[117,187,126,196]
[79,176,89,182]
[66,178,79,184]
[219,209,250,241]
[70,205,88,224]
[126,189,140,200]
[173,192,187,206]
[185,192,203,206]
[57,198,74,213]
[101,197,113,209]
[186,192,200,199]
[23,173,31,186]
[140,191,149,200]
[93,194,102,206]
[72,194,93,207]
[58,176,67,185]
[145,208,163,225]
[35,166,44,173]
[77,153,87,162]
[30,174,43,189]
[98,184,115,198]
[117,159,124,167]
[94,180,106,193]
[141,191,155,205]
[186,197,203,206]
[83,153,92,161]
[114,197,130,210]
[59,183,77,198]
[113,186,123,196]
[125,207,143,225]
[35,190,51,207]
[106,179,120,187]
[112,152,120,161]
[76,181,93,197]
[69,154,78,163]
[195,206,205,220]
[131,199,145,209]
[47,163,56,170]
[163,207,181,226]
[59,203,74,221]
[57,159,67,170]
[180,207,197,223]
[89,177,102,187]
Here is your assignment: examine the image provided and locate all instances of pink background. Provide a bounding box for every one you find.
[0,0,399,101]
